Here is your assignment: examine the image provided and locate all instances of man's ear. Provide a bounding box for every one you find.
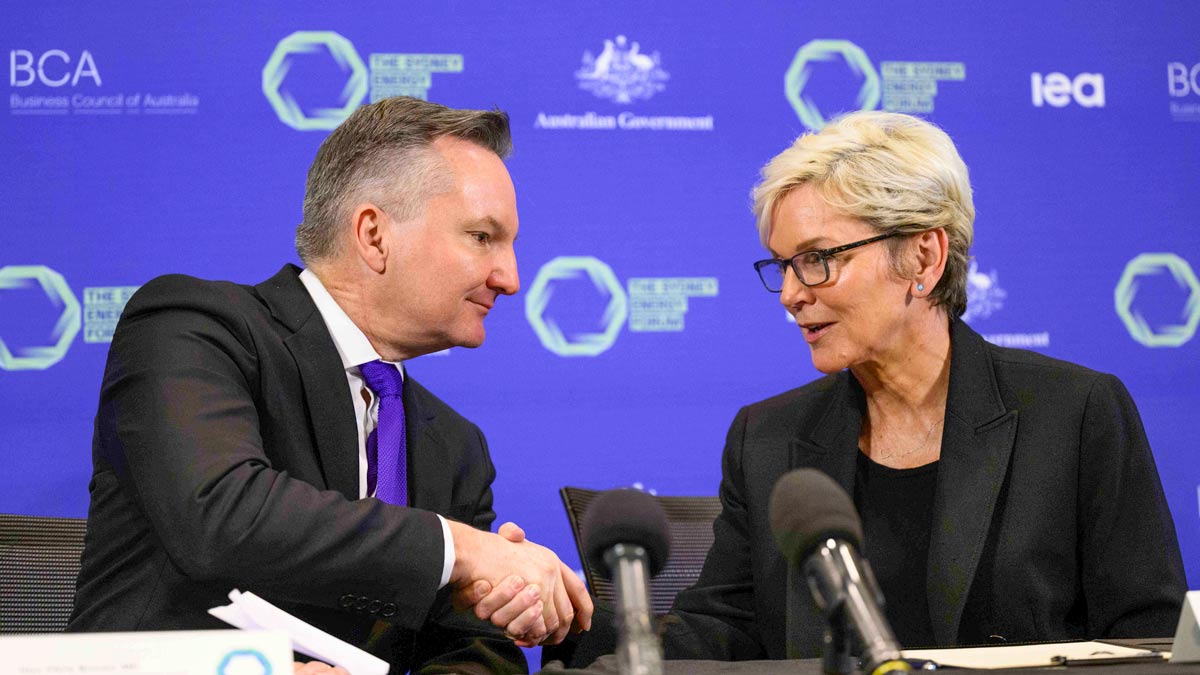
[351,203,388,274]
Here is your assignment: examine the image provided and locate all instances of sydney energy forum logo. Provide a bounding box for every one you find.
[0,264,138,371]
[525,256,717,357]
[1115,253,1200,347]
[262,31,463,130]
[783,39,965,130]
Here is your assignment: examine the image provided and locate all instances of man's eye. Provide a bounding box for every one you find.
[471,232,491,244]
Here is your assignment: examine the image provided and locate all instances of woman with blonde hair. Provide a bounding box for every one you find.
[655,111,1186,659]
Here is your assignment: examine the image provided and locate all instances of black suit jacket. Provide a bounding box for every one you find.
[660,319,1186,660]
[69,265,525,674]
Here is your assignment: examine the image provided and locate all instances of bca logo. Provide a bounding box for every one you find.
[1168,62,1200,97]
[1030,72,1105,108]
[9,50,101,87]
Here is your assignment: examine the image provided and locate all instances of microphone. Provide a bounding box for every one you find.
[769,469,910,675]
[581,488,670,675]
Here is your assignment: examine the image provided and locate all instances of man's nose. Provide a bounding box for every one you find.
[489,248,519,295]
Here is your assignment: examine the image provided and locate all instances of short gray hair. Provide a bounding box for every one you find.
[752,111,975,319]
[297,96,512,263]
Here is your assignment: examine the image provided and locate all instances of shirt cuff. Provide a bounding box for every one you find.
[437,514,455,589]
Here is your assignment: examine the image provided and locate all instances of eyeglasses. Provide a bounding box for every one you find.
[753,231,900,292]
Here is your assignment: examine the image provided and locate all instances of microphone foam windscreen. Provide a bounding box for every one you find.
[580,488,671,580]
[768,468,863,565]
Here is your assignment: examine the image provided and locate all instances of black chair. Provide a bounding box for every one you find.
[0,513,87,633]
[559,486,722,616]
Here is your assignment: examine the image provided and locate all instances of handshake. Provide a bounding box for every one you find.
[447,520,594,647]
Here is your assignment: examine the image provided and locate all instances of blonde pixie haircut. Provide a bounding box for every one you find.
[752,111,975,319]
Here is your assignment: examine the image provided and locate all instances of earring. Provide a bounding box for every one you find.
[917,283,925,292]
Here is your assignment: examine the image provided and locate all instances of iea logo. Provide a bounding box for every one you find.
[1030,72,1105,108]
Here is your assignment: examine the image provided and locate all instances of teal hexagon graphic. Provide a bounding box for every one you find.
[262,31,368,131]
[785,39,880,131]
[1114,253,1200,347]
[525,256,628,357]
[0,265,81,370]
[218,650,271,675]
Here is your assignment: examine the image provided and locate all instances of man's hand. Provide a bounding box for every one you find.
[452,573,547,647]
[447,520,593,646]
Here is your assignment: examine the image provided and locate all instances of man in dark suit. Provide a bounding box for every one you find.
[69,97,591,674]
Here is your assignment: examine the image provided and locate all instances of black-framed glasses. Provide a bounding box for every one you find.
[753,231,900,292]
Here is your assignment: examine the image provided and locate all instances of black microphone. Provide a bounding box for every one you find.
[769,469,911,675]
[582,488,670,675]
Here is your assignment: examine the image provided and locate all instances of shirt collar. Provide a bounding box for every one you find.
[298,268,403,376]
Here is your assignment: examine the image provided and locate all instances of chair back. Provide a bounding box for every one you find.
[0,513,87,633]
[559,486,722,615]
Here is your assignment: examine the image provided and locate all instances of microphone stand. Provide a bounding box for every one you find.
[605,543,664,675]
[806,540,909,675]
[822,608,856,675]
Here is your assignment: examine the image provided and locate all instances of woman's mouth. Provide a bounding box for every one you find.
[800,322,833,343]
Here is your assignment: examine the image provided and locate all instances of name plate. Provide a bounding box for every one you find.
[1173,590,1200,663]
[0,629,292,675]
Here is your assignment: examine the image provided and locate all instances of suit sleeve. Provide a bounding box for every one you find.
[410,425,528,674]
[97,283,445,628]
[1076,373,1187,637]
[661,406,768,660]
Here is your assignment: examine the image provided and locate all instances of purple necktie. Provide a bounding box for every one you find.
[359,360,407,505]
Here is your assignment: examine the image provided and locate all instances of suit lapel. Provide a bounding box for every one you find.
[788,371,863,495]
[257,265,360,501]
[403,379,452,514]
[784,372,863,658]
[927,320,1018,645]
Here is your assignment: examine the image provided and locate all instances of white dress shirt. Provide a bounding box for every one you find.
[299,268,455,588]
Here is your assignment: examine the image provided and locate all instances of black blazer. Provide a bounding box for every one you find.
[661,319,1186,660]
[69,264,525,674]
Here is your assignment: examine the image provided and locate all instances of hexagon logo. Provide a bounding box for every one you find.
[785,39,881,131]
[0,265,81,371]
[218,650,271,675]
[262,31,368,131]
[1114,253,1200,347]
[525,256,628,357]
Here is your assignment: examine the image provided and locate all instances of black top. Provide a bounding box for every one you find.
[854,451,939,649]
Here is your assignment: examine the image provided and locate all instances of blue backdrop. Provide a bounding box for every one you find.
[3,0,1197,628]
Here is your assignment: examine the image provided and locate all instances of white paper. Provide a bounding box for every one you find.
[1172,590,1200,663]
[209,589,389,675]
[0,629,292,675]
[902,640,1157,669]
